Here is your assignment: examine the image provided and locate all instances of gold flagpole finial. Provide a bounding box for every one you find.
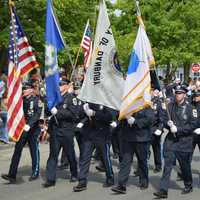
[9,0,15,6]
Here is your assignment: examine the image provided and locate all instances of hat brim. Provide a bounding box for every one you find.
[175,90,186,94]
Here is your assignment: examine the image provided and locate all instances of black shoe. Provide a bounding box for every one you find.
[103,179,114,188]
[29,175,39,181]
[181,187,193,194]
[73,182,87,192]
[154,167,162,173]
[57,163,68,170]
[42,181,55,188]
[140,184,148,190]
[111,185,126,194]
[176,172,183,181]
[112,153,118,159]
[95,165,106,172]
[1,174,16,183]
[133,170,139,177]
[70,176,78,183]
[153,190,168,199]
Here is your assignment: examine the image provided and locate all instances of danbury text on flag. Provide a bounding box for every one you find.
[7,6,39,141]
[78,0,124,110]
[81,20,93,70]
[45,0,66,109]
[119,16,153,120]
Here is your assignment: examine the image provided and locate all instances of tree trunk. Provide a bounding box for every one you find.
[0,46,8,72]
[183,62,190,83]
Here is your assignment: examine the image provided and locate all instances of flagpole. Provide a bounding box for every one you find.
[135,0,176,138]
[93,0,98,38]
[9,0,18,68]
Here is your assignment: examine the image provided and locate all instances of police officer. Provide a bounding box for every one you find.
[43,81,79,187]
[1,81,42,183]
[149,89,164,173]
[111,106,155,194]
[73,103,114,192]
[154,84,196,199]
[192,90,200,153]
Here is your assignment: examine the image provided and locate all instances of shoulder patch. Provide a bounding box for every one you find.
[193,109,197,118]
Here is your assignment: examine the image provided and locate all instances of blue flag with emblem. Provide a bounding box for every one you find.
[45,0,66,109]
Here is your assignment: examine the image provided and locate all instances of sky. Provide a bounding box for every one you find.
[110,0,117,4]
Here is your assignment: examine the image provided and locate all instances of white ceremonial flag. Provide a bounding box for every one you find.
[78,0,124,110]
[119,15,153,120]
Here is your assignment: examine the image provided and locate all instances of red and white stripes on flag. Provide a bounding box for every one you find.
[7,6,38,141]
[80,20,92,70]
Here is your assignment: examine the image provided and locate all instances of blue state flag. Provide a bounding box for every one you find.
[45,0,66,109]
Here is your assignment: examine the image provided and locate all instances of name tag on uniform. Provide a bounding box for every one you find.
[38,100,43,107]
[72,98,77,106]
[153,104,157,110]
[161,103,166,110]
[30,101,34,109]
[63,104,67,109]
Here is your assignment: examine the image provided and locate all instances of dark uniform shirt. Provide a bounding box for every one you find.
[81,104,113,142]
[48,93,81,137]
[120,107,155,142]
[163,100,196,152]
[23,95,42,129]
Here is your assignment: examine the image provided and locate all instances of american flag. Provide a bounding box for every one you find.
[80,20,92,70]
[7,6,38,141]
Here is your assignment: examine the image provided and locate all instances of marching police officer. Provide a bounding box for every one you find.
[1,81,42,183]
[192,90,200,152]
[154,84,196,199]
[149,89,164,173]
[111,106,155,194]
[43,80,79,187]
[73,103,114,192]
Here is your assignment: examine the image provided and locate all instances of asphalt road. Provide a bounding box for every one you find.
[0,140,200,200]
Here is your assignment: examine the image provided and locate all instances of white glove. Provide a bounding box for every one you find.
[24,124,30,132]
[0,118,3,127]
[194,128,200,135]
[167,120,174,127]
[76,122,84,129]
[85,109,95,117]
[170,125,177,133]
[154,129,162,136]
[83,103,89,111]
[51,107,58,115]
[110,121,117,128]
[127,117,135,125]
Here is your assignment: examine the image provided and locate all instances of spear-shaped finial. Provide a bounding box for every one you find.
[9,0,14,6]
[135,0,141,16]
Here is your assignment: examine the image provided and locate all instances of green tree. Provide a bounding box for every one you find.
[111,0,200,81]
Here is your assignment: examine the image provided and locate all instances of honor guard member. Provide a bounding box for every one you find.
[192,90,200,153]
[1,81,42,183]
[149,89,164,173]
[111,106,155,194]
[73,103,114,192]
[43,80,79,188]
[154,84,196,199]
